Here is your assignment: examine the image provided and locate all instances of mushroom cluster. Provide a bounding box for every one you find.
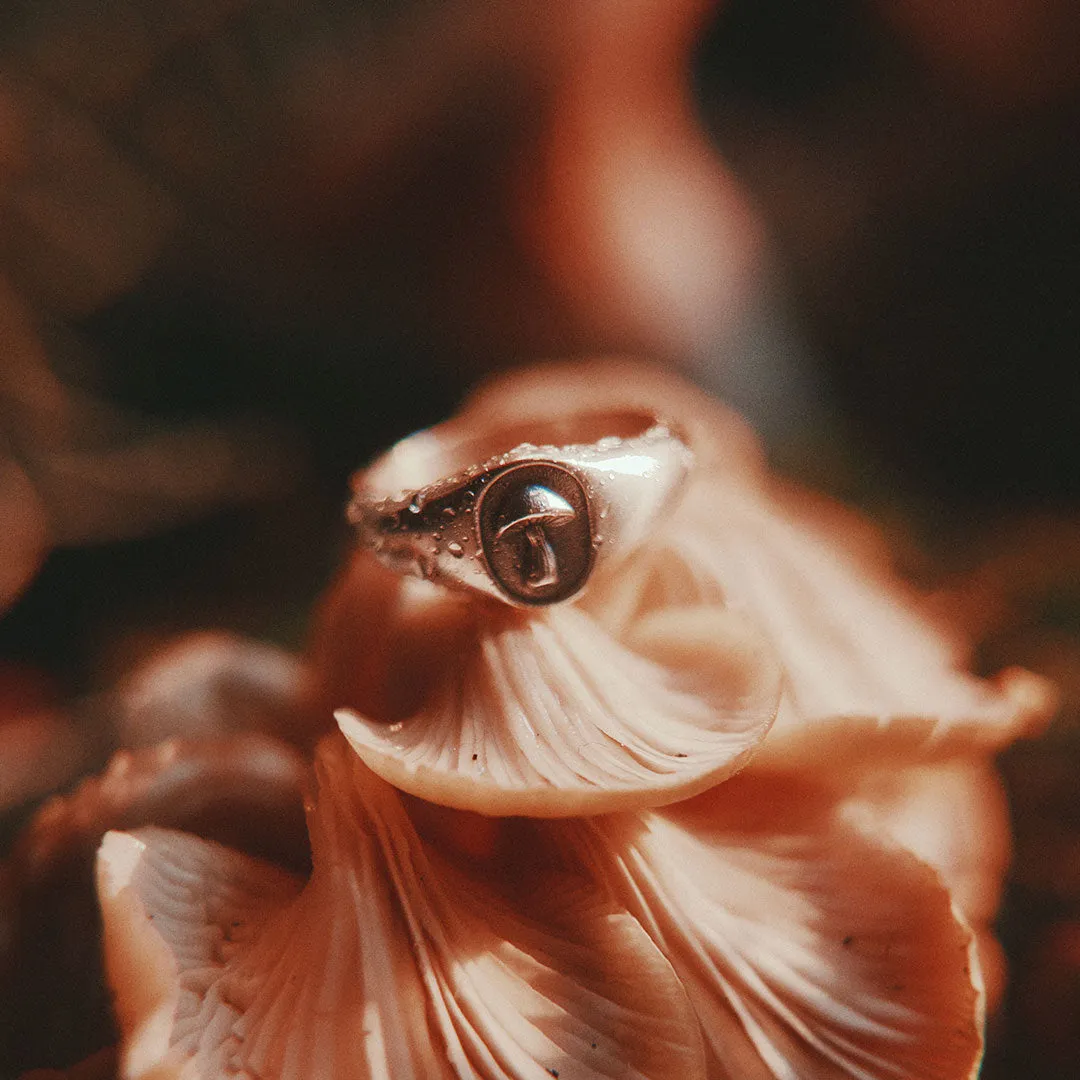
[25,361,1056,1079]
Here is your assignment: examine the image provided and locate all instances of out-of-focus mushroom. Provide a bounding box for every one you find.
[1,735,308,1075]
[461,357,768,479]
[108,632,307,749]
[0,665,86,813]
[0,457,48,612]
[3,0,762,366]
[64,360,1051,1078]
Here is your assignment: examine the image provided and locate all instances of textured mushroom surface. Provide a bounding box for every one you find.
[323,445,1049,818]
[589,471,1054,771]
[426,360,1053,772]
[336,597,779,816]
[96,736,989,1080]
[79,359,1051,1079]
[98,735,706,1080]
[560,774,986,1080]
[846,760,1013,1011]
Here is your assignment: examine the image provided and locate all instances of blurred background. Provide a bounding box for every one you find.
[2,1,1079,1076]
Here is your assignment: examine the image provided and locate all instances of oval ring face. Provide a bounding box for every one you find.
[477,463,593,605]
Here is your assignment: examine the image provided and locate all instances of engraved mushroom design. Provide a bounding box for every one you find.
[495,483,573,589]
[481,464,593,605]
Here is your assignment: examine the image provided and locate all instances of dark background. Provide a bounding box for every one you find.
[2,1,1079,1076]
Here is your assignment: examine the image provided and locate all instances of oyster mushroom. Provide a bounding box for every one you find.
[466,360,1053,770]
[591,470,1053,772]
[94,730,992,1080]
[585,465,1048,1017]
[559,772,986,1080]
[445,358,1054,1015]
[844,759,1014,1011]
[84,360,1048,1079]
[96,733,986,1080]
[324,552,782,817]
[98,734,706,1080]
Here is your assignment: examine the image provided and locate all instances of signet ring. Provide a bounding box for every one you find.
[347,409,693,607]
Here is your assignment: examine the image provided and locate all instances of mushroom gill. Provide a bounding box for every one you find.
[586,471,1054,772]
[844,759,1014,1011]
[1,733,310,1075]
[97,734,707,1080]
[334,596,780,818]
[96,738,989,1080]
[559,773,986,1080]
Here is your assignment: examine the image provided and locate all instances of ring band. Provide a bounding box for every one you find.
[347,409,693,607]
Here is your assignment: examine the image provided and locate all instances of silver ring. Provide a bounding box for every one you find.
[347,409,693,607]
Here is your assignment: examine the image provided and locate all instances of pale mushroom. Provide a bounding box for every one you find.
[588,470,1054,772]
[86,359,1045,1079]
[456,359,1055,768]
[343,357,1051,1023]
[98,734,707,1080]
[845,760,1013,1011]
[460,357,768,480]
[559,772,986,1080]
[2,734,309,1075]
[96,734,987,1080]
[327,553,782,817]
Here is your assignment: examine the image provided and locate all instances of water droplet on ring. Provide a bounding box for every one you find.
[447,541,464,558]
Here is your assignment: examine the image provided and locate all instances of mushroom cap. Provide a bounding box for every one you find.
[94,736,988,1080]
[845,759,1013,1011]
[315,358,1052,813]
